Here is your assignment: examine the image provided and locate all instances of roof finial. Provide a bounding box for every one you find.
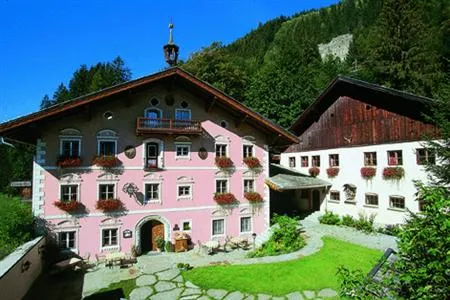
[163,20,179,67]
[168,21,174,44]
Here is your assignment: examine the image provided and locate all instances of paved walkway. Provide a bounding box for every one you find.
[82,218,397,299]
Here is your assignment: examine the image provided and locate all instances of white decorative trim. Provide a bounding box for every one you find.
[53,219,81,253]
[43,166,254,171]
[59,182,81,202]
[60,173,82,184]
[174,136,191,143]
[215,178,229,193]
[97,130,118,156]
[99,218,122,252]
[263,144,270,230]
[142,181,162,204]
[97,172,120,182]
[176,183,193,201]
[59,128,82,137]
[59,137,82,156]
[175,144,191,160]
[180,219,192,232]
[32,140,46,216]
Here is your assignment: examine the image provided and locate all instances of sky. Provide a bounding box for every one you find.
[0,0,339,123]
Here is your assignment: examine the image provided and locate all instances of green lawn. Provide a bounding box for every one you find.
[183,236,381,296]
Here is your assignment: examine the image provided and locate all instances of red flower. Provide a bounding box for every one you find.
[92,155,120,168]
[215,157,234,169]
[54,200,81,212]
[96,199,124,211]
[309,167,320,177]
[56,156,81,168]
[382,167,404,180]
[244,192,263,203]
[213,193,237,205]
[360,167,376,179]
[326,167,340,177]
[243,157,261,169]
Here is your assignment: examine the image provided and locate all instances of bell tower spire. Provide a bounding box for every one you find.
[163,21,179,67]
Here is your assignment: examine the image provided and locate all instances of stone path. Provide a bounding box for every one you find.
[126,267,338,300]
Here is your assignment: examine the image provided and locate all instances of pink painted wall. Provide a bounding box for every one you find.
[35,85,271,256]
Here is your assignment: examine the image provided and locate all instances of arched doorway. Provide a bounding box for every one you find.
[140,220,164,252]
[312,190,321,211]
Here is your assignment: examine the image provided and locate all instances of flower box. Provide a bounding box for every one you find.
[96,199,124,211]
[243,157,261,169]
[215,157,234,169]
[361,167,376,179]
[92,155,120,168]
[56,156,81,168]
[326,167,339,177]
[54,200,81,212]
[309,167,320,177]
[213,193,237,205]
[383,167,405,180]
[244,192,263,203]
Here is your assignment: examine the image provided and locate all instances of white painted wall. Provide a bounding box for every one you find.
[281,141,432,225]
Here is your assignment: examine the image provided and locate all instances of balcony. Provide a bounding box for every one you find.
[136,118,202,135]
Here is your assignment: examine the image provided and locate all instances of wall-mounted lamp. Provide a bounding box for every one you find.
[252,233,257,251]
[173,224,180,231]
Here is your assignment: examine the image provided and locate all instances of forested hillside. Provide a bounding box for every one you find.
[182,0,450,128]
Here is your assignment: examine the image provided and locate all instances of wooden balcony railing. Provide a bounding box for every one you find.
[136,118,203,135]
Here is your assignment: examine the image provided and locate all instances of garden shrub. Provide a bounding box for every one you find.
[165,241,173,252]
[352,213,376,233]
[318,211,341,225]
[248,215,305,258]
[336,266,380,299]
[341,215,355,227]
[377,224,403,237]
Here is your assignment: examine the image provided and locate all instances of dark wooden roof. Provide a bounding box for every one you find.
[0,67,298,145]
[290,76,436,135]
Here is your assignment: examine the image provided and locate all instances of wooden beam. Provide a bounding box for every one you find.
[205,96,217,113]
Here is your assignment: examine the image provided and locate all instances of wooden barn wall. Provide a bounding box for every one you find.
[286,96,439,153]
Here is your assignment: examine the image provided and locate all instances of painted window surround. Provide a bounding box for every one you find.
[96,129,119,156]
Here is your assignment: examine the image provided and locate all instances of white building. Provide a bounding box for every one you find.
[279,76,439,225]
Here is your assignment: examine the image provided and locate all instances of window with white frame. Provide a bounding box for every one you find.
[389,196,405,209]
[176,144,190,158]
[144,183,160,202]
[329,154,339,167]
[99,184,115,200]
[289,157,296,168]
[365,193,379,206]
[212,219,225,236]
[243,179,255,193]
[215,144,227,157]
[102,228,118,247]
[58,231,76,249]
[329,190,340,201]
[240,216,251,233]
[61,140,80,157]
[216,180,228,194]
[182,220,192,231]
[364,152,377,166]
[387,150,403,166]
[177,185,191,198]
[60,185,78,202]
[243,145,253,158]
[301,156,309,167]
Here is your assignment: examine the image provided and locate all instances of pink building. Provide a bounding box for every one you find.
[0,67,297,256]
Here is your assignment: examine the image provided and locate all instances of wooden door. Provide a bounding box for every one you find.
[151,221,164,251]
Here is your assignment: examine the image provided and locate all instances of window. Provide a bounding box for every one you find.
[365,193,379,206]
[216,180,228,194]
[102,228,118,247]
[61,140,80,157]
[178,185,191,198]
[176,144,190,158]
[146,142,159,169]
[182,221,192,231]
[330,191,340,201]
[387,150,403,166]
[212,219,225,236]
[240,217,251,233]
[243,179,255,193]
[243,145,253,158]
[99,184,114,200]
[61,185,78,202]
[58,231,75,249]
[312,155,321,167]
[364,152,377,166]
[416,148,435,165]
[98,141,116,156]
[389,196,405,209]
[289,157,296,168]
[175,109,191,120]
[216,144,227,157]
[301,156,309,167]
[145,183,160,202]
[329,154,339,167]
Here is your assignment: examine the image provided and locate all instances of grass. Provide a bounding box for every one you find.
[183,236,382,296]
[93,278,136,298]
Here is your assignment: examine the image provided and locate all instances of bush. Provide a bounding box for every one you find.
[319,211,341,225]
[341,215,355,227]
[156,238,165,251]
[353,213,376,233]
[248,215,305,258]
[337,266,379,299]
[377,224,403,237]
[177,262,192,270]
[165,241,173,252]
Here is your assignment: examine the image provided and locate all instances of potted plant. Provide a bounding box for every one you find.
[243,157,261,169]
[92,155,120,168]
[244,192,263,203]
[213,193,237,205]
[53,200,81,212]
[56,156,81,168]
[383,167,405,180]
[309,167,320,177]
[156,238,165,252]
[360,167,376,179]
[326,167,339,177]
[215,156,234,169]
[96,199,124,212]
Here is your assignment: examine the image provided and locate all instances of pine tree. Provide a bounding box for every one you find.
[53,83,71,103]
[39,94,54,110]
